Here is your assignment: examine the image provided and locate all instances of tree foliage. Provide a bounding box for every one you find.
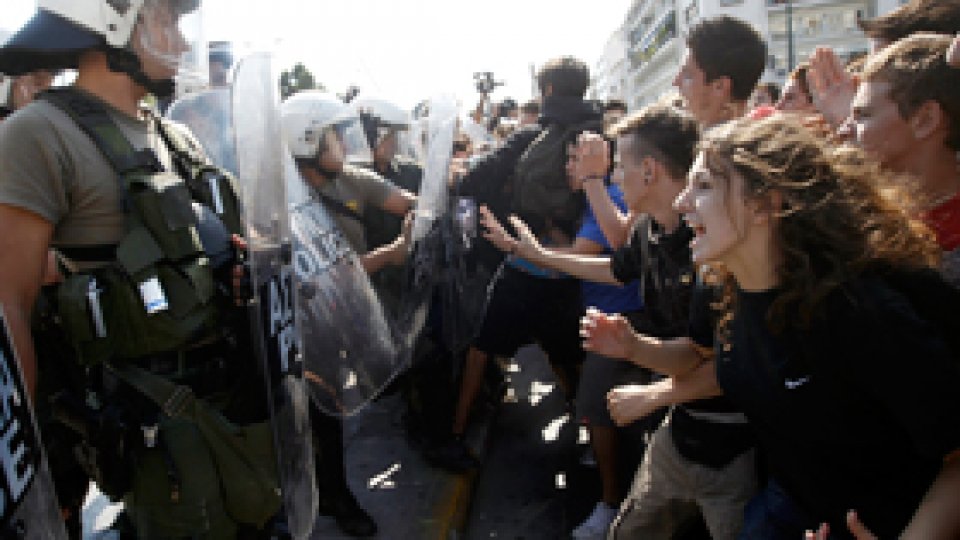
[280,63,325,99]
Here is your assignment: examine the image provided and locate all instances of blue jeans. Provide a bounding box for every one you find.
[738,480,819,540]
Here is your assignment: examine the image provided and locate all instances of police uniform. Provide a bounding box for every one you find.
[0,89,278,538]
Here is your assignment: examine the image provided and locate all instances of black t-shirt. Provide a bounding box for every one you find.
[611,218,694,338]
[717,273,960,537]
[611,218,753,467]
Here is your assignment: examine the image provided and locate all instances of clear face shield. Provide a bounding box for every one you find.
[130,0,207,93]
[330,114,373,167]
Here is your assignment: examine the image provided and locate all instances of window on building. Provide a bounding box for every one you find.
[684,2,698,25]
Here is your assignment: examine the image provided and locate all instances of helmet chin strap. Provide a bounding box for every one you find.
[105,47,176,98]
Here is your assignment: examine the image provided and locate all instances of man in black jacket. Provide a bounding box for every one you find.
[431,57,601,471]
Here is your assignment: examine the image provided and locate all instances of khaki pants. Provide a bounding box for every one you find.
[608,417,757,540]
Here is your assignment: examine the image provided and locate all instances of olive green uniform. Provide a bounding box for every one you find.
[315,163,398,254]
[0,90,273,539]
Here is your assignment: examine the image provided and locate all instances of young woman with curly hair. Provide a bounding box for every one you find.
[582,114,960,539]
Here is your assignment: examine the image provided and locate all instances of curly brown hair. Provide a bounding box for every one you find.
[700,115,941,331]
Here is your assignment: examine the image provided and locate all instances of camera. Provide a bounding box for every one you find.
[473,72,503,95]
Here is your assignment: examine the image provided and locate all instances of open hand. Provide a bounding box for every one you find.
[807,47,858,127]
[478,205,517,253]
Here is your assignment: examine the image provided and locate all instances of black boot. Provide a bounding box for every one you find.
[423,434,480,473]
[311,409,378,537]
[318,488,378,538]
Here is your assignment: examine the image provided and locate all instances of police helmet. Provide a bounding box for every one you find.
[281,90,372,165]
[0,0,205,97]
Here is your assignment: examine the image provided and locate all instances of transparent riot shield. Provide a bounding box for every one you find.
[393,95,459,354]
[166,87,238,176]
[231,52,317,539]
[287,161,402,416]
[0,309,67,539]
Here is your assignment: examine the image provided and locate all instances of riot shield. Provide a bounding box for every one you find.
[287,162,403,416]
[231,52,317,539]
[392,95,459,353]
[166,88,238,176]
[0,309,67,539]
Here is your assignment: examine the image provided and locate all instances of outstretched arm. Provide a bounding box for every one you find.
[606,360,721,426]
[361,212,413,274]
[478,205,619,285]
[580,307,706,376]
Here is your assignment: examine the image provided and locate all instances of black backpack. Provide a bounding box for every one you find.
[512,118,602,232]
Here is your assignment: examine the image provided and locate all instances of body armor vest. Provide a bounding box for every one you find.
[41,88,244,366]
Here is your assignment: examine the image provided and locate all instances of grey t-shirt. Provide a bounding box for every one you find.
[0,91,175,262]
[315,163,396,254]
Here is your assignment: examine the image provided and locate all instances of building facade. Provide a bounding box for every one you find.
[594,0,905,110]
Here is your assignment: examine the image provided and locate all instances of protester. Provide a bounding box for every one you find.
[845,33,960,285]
[585,114,960,539]
[438,56,600,472]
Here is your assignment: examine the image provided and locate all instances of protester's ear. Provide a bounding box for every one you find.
[750,189,785,225]
[711,76,733,103]
[909,100,946,143]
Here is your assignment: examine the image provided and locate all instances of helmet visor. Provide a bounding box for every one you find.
[130,0,207,92]
[332,116,373,167]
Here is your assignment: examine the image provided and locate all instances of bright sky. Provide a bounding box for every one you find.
[2,0,633,109]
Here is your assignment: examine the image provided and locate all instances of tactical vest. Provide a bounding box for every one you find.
[41,89,245,366]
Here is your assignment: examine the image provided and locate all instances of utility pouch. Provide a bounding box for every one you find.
[111,365,281,529]
[126,417,238,539]
[188,168,244,236]
[56,274,113,365]
[56,260,220,365]
[127,171,204,262]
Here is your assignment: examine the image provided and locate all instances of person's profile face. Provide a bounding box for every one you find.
[617,135,652,212]
[675,151,750,266]
[318,129,346,174]
[131,2,190,82]
[847,80,914,171]
[673,50,711,124]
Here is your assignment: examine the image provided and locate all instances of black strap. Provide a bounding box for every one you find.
[40,88,158,175]
[57,244,118,263]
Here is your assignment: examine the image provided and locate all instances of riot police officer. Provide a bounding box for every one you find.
[282,90,414,537]
[0,1,283,537]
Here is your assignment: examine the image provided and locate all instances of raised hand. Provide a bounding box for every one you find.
[807,47,858,128]
[573,133,611,182]
[580,307,635,361]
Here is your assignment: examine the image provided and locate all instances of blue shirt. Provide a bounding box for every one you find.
[578,185,643,313]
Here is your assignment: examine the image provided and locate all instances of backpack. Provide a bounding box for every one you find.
[512,118,602,232]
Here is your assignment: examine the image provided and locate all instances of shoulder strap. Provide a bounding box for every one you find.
[154,116,209,173]
[107,362,278,492]
[40,88,161,175]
